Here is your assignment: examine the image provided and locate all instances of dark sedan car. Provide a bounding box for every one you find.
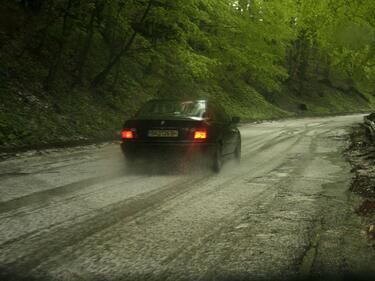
[120,99,241,172]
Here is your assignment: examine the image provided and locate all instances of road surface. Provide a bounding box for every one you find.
[1,115,375,281]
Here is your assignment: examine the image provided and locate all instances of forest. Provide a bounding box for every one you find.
[0,0,375,148]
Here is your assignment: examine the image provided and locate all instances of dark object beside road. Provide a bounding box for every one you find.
[348,124,375,198]
[364,113,375,141]
[120,99,242,172]
[347,124,375,242]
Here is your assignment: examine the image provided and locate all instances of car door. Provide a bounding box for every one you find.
[217,105,238,154]
[210,104,235,155]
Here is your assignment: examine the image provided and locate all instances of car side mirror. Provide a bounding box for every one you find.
[232,116,240,124]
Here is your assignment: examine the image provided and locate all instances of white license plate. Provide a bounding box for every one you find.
[148,130,179,137]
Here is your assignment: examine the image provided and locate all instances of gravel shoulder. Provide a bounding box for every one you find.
[346,124,375,242]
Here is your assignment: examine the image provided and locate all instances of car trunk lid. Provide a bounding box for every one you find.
[124,117,205,142]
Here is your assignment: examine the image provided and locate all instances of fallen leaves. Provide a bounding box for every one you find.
[347,125,375,245]
[356,200,375,216]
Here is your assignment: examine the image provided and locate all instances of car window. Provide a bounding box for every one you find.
[137,100,206,117]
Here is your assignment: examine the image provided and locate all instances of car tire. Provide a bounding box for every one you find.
[212,144,223,173]
[234,140,241,163]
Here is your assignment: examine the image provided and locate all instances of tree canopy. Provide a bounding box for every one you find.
[3,0,375,99]
[1,0,375,145]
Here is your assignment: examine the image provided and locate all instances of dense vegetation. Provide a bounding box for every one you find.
[1,0,375,148]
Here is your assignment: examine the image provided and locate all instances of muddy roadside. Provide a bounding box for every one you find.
[346,124,375,244]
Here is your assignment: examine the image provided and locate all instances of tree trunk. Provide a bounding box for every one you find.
[33,3,57,56]
[91,0,153,88]
[45,0,73,91]
[112,63,121,90]
[73,3,97,85]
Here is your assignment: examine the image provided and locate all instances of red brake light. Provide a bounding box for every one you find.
[194,130,207,140]
[122,130,135,139]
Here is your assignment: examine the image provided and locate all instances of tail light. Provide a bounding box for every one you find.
[122,129,136,139]
[194,129,207,140]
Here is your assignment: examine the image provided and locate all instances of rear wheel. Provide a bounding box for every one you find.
[212,144,223,173]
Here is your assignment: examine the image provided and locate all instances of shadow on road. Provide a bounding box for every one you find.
[123,157,212,176]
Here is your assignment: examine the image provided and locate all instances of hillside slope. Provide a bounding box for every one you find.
[1,1,374,149]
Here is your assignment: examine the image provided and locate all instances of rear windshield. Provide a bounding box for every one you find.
[137,100,206,118]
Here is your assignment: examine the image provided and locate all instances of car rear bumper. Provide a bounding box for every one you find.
[121,141,216,159]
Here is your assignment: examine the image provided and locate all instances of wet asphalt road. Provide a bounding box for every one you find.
[1,115,375,281]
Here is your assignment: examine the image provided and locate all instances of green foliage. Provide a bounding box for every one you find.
[1,0,375,147]
[289,0,375,96]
